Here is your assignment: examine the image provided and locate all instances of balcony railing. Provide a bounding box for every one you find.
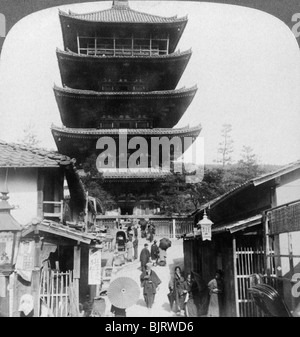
[43,200,64,222]
[77,36,169,57]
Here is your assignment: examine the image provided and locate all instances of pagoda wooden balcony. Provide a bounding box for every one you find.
[80,46,166,57]
[77,36,169,57]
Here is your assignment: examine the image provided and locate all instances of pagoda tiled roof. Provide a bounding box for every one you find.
[100,168,173,180]
[59,2,187,24]
[51,124,202,137]
[0,140,72,168]
[57,47,192,60]
[54,84,197,99]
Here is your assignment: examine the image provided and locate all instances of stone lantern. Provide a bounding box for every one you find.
[0,188,22,316]
[0,189,21,274]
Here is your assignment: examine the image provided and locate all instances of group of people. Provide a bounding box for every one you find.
[168,266,224,317]
[139,219,156,242]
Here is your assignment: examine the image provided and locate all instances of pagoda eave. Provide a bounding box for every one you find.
[56,48,192,92]
[51,124,202,139]
[54,85,197,129]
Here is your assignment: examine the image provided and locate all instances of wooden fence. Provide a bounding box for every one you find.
[96,216,194,239]
[39,270,79,317]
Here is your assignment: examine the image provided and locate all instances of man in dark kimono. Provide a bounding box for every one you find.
[150,240,159,266]
[140,263,161,309]
[140,243,150,272]
[133,236,139,260]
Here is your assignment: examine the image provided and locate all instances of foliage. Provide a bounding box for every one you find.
[80,154,117,213]
[216,123,234,167]
[18,121,41,147]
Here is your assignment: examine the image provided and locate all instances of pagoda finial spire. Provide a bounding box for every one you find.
[112,0,130,9]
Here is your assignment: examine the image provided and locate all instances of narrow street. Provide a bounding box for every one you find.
[109,236,184,317]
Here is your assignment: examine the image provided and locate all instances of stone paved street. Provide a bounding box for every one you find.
[110,236,185,317]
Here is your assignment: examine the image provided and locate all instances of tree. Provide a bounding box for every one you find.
[186,168,226,209]
[155,174,195,215]
[80,154,117,213]
[18,121,41,147]
[237,146,261,181]
[217,123,234,167]
[221,146,266,189]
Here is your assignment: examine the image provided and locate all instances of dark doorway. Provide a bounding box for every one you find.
[120,206,133,215]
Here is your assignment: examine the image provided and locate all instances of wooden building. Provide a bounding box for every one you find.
[183,161,300,317]
[51,0,201,216]
[0,140,102,317]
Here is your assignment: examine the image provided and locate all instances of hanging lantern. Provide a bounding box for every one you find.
[197,210,213,241]
[0,189,22,275]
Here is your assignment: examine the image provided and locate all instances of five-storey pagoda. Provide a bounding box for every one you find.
[52,0,201,215]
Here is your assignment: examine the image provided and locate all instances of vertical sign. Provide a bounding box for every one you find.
[88,248,101,285]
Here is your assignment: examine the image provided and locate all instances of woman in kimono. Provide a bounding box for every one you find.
[169,266,187,316]
[184,273,199,317]
[125,238,133,262]
[207,269,224,317]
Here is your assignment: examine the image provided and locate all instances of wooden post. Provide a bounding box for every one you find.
[8,272,15,317]
[32,228,41,317]
[232,236,239,317]
[166,35,169,54]
[172,219,176,239]
[77,33,80,54]
[264,213,271,277]
[85,192,88,233]
[73,245,81,312]
[60,199,63,223]
[113,36,116,56]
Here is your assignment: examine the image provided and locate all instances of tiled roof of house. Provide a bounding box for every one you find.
[191,160,300,216]
[0,140,72,168]
[60,1,187,24]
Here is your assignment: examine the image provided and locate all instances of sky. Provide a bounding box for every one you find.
[0,1,300,166]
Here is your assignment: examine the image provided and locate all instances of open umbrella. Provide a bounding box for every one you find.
[159,238,172,250]
[107,277,140,309]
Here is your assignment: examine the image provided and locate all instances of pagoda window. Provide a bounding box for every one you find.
[133,84,146,92]
[136,121,149,128]
[119,122,130,128]
[118,84,130,91]
[102,84,114,91]
[101,122,114,128]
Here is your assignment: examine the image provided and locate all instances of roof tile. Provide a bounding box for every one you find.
[60,1,187,24]
[0,140,72,168]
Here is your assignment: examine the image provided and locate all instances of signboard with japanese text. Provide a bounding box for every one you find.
[88,248,102,285]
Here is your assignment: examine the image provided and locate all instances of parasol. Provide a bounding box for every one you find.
[107,277,140,309]
[159,238,172,250]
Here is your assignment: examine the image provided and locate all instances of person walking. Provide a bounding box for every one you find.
[125,237,133,262]
[133,222,139,238]
[140,262,161,309]
[140,243,150,272]
[150,240,159,266]
[139,219,147,238]
[133,236,139,260]
[207,269,224,317]
[147,221,155,243]
[184,273,199,317]
[169,266,187,316]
